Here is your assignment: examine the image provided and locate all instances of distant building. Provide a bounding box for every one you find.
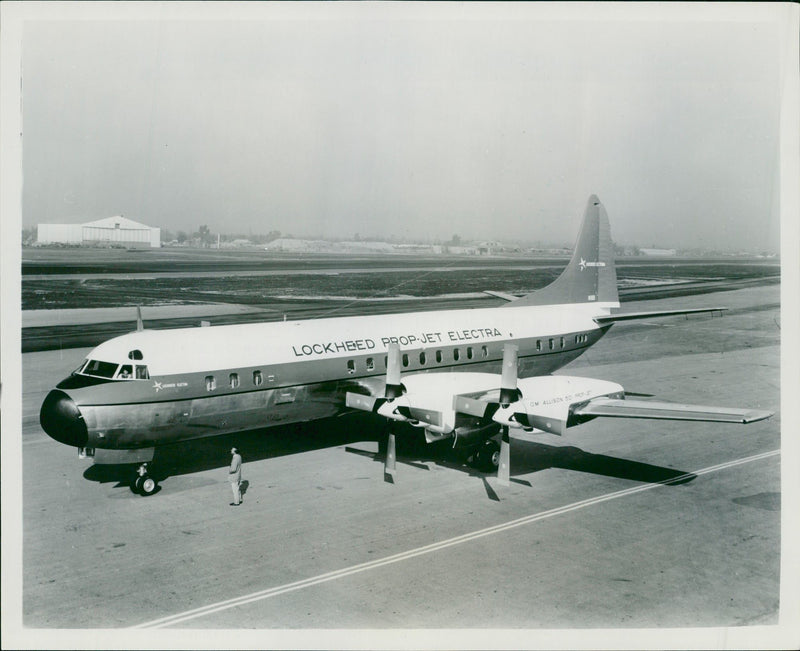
[639,248,677,257]
[37,216,161,248]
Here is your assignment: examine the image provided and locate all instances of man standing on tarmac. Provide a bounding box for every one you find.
[229,447,243,506]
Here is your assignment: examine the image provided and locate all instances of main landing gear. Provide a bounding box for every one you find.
[470,438,502,473]
[131,463,158,496]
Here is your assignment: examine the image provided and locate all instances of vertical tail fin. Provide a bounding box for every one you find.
[508,195,619,308]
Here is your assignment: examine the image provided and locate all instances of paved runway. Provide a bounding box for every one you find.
[18,285,782,639]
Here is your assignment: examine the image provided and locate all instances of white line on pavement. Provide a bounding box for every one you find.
[132,448,780,629]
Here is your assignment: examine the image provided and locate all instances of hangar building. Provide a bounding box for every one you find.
[37,216,161,248]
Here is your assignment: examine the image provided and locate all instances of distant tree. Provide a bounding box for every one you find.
[450,233,462,245]
[196,224,214,247]
[176,230,188,243]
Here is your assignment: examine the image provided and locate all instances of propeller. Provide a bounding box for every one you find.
[382,344,402,477]
[497,343,519,486]
[136,305,144,331]
[343,343,408,479]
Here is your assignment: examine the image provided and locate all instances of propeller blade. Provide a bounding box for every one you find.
[346,393,385,413]
[136,306,144,331]
[499,343,519,407]
[385,422,397,476]
[498,426,511,486]
[385,343,403,399]
[452,395,493,418]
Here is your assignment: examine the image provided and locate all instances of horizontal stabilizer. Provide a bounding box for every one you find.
[483,290,519,302]
[573,397,773,424]
[594,307,726,325]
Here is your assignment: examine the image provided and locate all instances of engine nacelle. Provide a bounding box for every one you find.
[498,375,625,435]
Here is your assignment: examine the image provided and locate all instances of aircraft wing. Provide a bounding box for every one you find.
[573,397,772,424]
[594,307,726,325]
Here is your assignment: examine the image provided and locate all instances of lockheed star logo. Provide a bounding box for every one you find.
[579,258,606,271]
[152,381,163,392]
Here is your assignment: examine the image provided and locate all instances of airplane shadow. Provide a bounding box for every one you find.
[509,439,697,486]
[82,413,696,494]
[82,412,385,488]
[346,431,696,492]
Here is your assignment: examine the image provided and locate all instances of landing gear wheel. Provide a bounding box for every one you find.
[138,474,157,496]
[478,439,501,472]
[132,470,158,496]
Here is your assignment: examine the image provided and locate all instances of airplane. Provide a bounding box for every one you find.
[39,195,773,495]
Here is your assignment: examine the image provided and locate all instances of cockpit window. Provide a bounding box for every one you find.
[82,359,118,379]
[128,349,143,360]
[135,365,150,380]
[116,365,133,380]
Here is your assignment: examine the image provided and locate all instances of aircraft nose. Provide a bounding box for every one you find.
[40,390,88,447]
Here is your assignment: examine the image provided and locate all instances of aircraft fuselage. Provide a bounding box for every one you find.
[40,303,610,457]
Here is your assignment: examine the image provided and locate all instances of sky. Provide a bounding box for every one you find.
[18,3,792,251]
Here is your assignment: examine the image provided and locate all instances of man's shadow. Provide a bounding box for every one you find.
[240,479,250,497]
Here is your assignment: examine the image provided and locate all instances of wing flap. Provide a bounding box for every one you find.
[574,397,772,424]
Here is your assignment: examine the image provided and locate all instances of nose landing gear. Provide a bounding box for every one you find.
[131,463,159,496]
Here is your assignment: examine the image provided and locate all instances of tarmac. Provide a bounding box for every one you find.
[13,283,788,646]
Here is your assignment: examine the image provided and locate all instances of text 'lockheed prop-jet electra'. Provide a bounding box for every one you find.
[40,196,773,495]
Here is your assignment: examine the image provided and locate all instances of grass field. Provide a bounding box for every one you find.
[21,247,779,311]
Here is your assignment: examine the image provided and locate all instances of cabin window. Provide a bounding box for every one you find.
[453,348,460,361]
[560,337,565,348]
[230,373,240,388]
[402,354,409,367]
[135,365,149,380]
[116,364,133,380]
[83,360,118,379]
[383,356,388,368]
[467,347,474,360]
[253,370,263,386]
[347,360,356,374]
[366,357,375,371]
[205,375,216,391]
[481,345,488,358]
[536,340,541,351]
[549,338,554,350]
[128,349,143,360]
[435,350,442,363]
[419,352,427,365]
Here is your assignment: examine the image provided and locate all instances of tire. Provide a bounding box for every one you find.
[480,439,501,472]
[132,475,145,494]
[139,475,157,496]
